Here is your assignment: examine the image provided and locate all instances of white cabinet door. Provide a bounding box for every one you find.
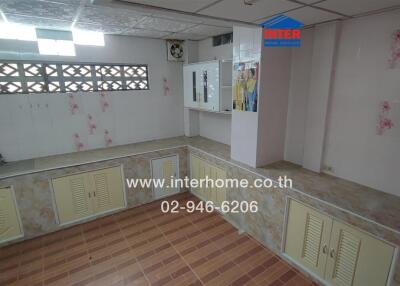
[199,61,220,111]
[152,155,180,199]
[183,65,199,109]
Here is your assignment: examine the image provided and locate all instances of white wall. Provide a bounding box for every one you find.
[285,10,400,196]
[284,29,314,165]
[323,11,400,196]
[198,38,233,61]
[0,35,184,161]
[197,37,233,145]
[302,21,340,172]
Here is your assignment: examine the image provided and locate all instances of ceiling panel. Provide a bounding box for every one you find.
[315,0,400,16]
[121,0,218,13]
[39,0,84,5]
[121,28,171,38]
[5,13,73,30]
[73,22,128,34]
[134,16,197,32]
[0,0,79,21]
[78,6,147,28]
[258,6,342,25]
[183,24,233,36]
[198,0,301,22]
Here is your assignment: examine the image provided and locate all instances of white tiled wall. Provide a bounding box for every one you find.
[0,35,184,161]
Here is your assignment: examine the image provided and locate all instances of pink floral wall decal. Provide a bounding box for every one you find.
[388,29,400,69]
[163,77,170,96]
[104,129,113,147]
[100,92,110,112]
[377,100,395,135]
[87,114,97,134]
[68,94,79,114]
[73,133,84,151]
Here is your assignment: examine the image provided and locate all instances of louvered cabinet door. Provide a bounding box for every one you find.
[151,156,180,199]
[0,187,23,242]
[326,221,394,286]
[52,174,93,224]
[89,166,125,214]
[190,155,200,195]
[284,200,333,278]
[215,166,226,207]
[198,157,207,198]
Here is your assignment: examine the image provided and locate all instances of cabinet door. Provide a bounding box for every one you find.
[215,166,226,207]
[285,200,333,278]
[88,166,125,214]
[198,157,206,198]
[326,221,394,286]
[183,65,199,109]
[0,187,23,242]
[152,155,179,199]
[199,62,220,111]
[190,155,200,195]
[52,173,93,224]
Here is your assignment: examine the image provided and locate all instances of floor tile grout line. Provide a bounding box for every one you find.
[148,201,205,285]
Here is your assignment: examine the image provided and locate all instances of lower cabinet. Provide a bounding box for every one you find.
[52,166,126,225]
[190,154,226,206]
[151,155,180,199]
[0,187,23,243]
[285,199,394,286]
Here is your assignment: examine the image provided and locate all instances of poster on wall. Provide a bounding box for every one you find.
[232,61,259,112]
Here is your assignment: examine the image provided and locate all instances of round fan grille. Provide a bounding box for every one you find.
[170,43,184,59]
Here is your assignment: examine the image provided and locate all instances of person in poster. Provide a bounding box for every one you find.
[233,61,258,112]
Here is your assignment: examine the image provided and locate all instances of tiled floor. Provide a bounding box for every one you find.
[0,192,315,286]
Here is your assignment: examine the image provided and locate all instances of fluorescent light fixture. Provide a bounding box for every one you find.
[38,39,58,55]
[38,39,75,56]
[57,40,75,56]
[0,23,37,41]
[0,23,15,39]
[72,29,104,46]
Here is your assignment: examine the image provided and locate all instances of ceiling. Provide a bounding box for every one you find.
[0,0,399,41]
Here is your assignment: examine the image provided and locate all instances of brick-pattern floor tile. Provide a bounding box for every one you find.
[0,192,315,286]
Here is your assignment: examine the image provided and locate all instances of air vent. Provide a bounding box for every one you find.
[212,32,233,47]
[302,213,323,267]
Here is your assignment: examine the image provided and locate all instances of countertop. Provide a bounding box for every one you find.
[1,136,399,233]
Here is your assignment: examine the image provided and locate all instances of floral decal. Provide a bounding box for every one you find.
[100,92,110,112]
[163,77,170,96]
[87,114,97,134]
[68,94,79,114]
[377,100,395,135]
[73,133,84,151]
[388,29,400,69]
[104,129,113,147]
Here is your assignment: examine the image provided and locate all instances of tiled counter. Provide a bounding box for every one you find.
[0,136,399,285]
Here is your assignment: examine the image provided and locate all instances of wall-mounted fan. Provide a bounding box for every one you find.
[166,40,185,62]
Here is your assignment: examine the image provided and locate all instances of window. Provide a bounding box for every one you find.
[0,61,149,94]
[212,32,233,47]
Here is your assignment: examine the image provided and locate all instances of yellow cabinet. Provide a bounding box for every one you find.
[52,166,125,225]
[326,221,394,286]
[284,199,394,286]
[190,154,226,207]
[0,187,23,243]
[151,155,180,199]
[90,167,125,214]
[285,200,333,277]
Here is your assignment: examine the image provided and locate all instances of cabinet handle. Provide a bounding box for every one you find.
[322,245,328,254]
[330,248,336,258]
[93,192,96,197]
[88,192,91,198]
